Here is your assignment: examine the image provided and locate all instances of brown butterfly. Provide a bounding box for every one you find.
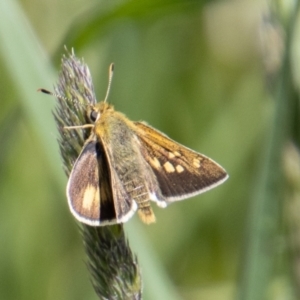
[64,64,228,226]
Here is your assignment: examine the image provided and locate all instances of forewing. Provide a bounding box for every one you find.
[134,122,228,201]
[67,141,136,225]
[67,141,115,225]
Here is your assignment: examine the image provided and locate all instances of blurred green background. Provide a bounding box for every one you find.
[0,0,300,299]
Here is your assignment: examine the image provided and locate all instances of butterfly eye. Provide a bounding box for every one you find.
[90,110,98,122]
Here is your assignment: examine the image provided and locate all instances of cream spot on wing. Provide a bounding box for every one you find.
[149,157,161,169]
[168,152,175,158]
[176,165,184,173]
[82,185,99,210]
[174,151,181,157]
[193,158,201,168]
[164,161,175,173]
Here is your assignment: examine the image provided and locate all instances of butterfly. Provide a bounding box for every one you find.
[62,63,228,226]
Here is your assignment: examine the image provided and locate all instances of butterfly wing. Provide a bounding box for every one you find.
[66,140,136,225]
[134,122,228,202]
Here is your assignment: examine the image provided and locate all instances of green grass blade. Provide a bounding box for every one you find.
[236,3,300,299]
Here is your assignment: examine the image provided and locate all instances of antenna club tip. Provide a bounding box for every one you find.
[110,63,114,72]
[38,88,52,95]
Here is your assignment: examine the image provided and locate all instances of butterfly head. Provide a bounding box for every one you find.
[87,102,115,124]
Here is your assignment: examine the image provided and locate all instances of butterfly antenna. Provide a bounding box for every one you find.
[104,63,114,103]
[37,88,67,102]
